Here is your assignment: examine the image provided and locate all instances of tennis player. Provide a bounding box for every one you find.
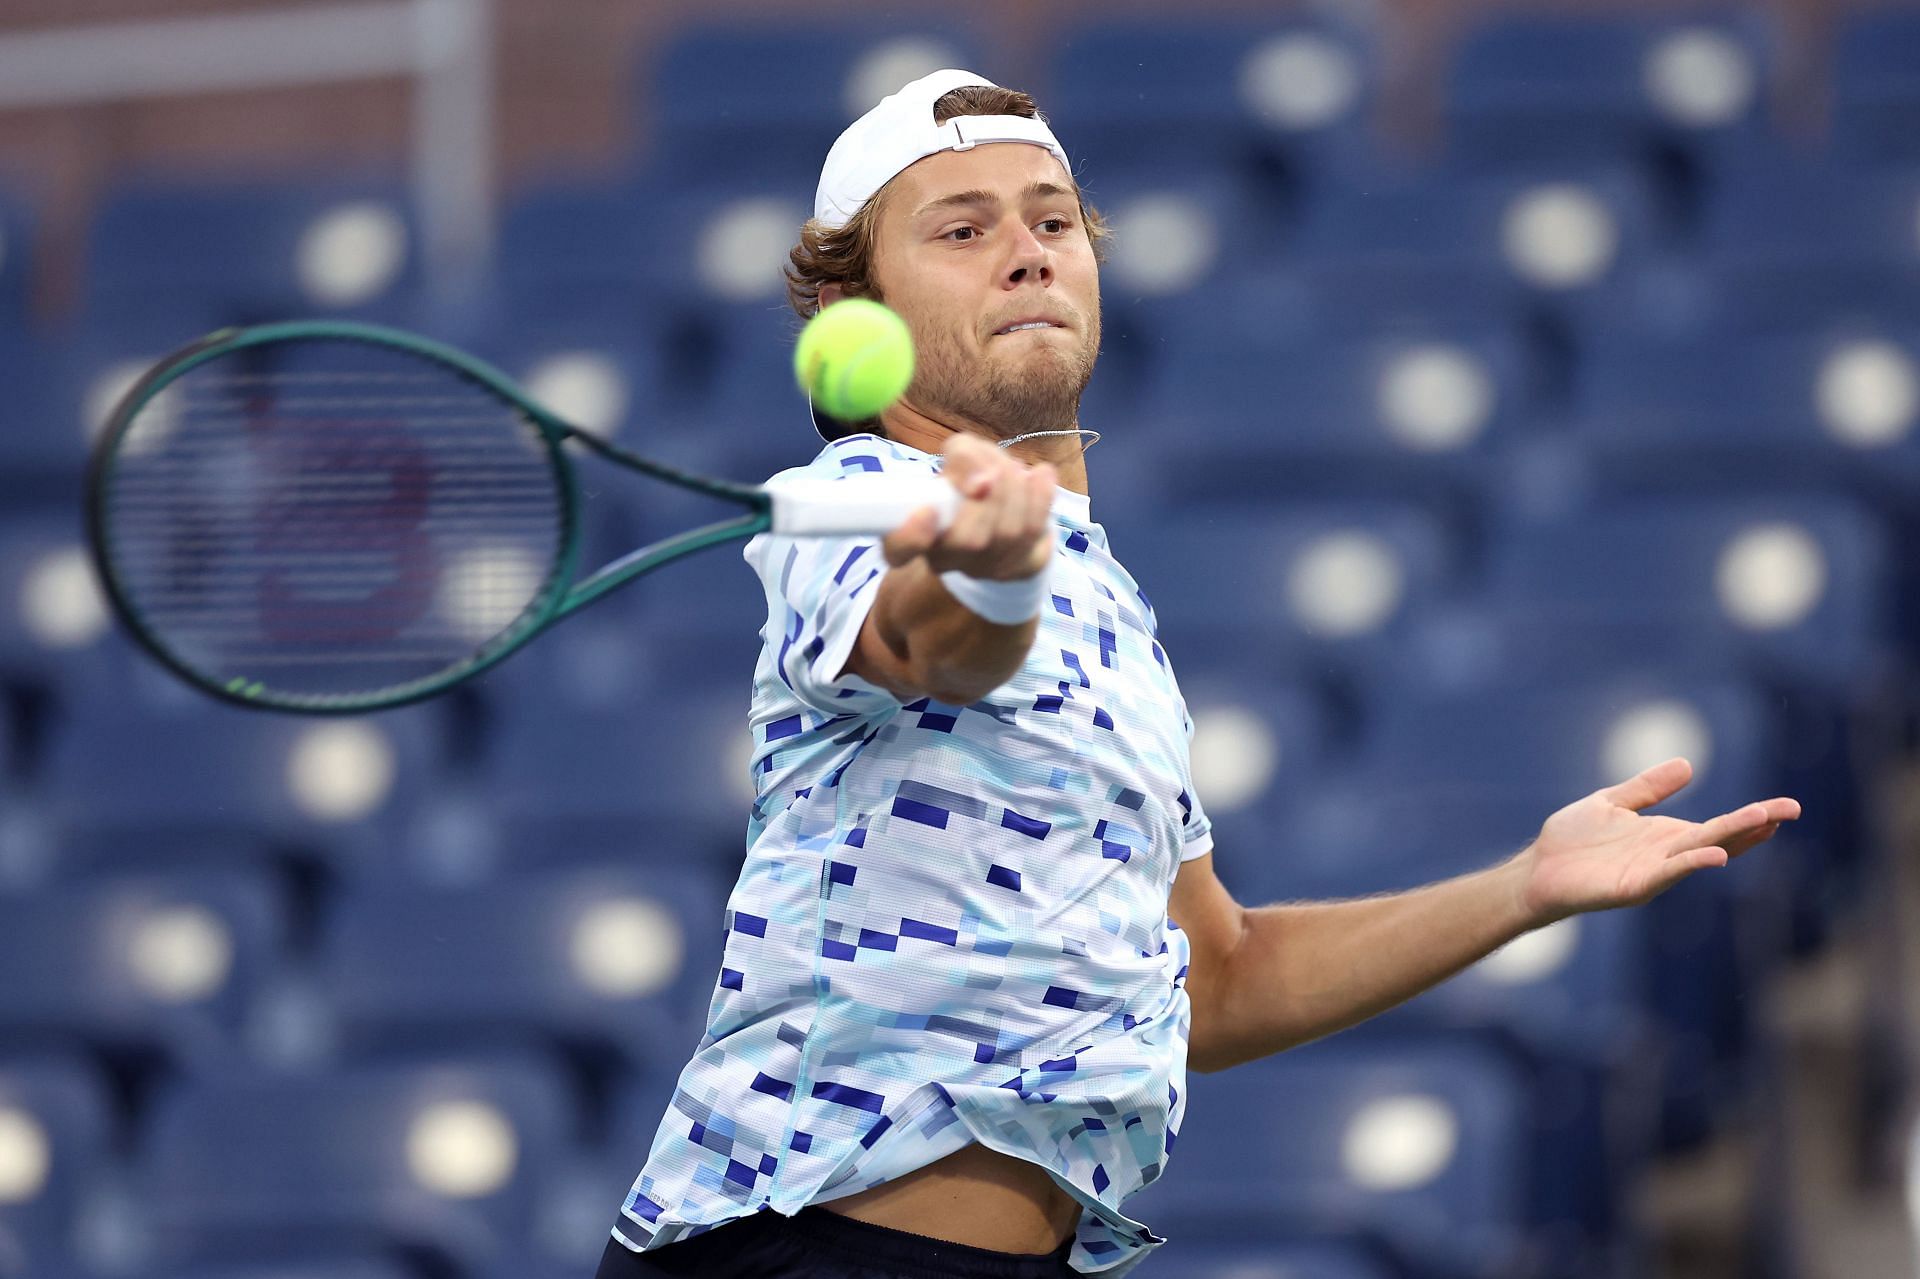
[598,70,1800,1278]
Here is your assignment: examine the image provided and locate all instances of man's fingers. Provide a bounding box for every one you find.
[882,507,940,566]
[1690,798,1802,851]
[1601,757,1693,812]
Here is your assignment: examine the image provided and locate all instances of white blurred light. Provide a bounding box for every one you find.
[1110,194,1218,295]
[699,197,802,300]
[1239,33,1360,131]
[1188,705,1279,813]
[725,725,758,807]
[128,904,233,1003]
[1645,28,1756,128]
[1603,700,1713,784]
[407,1099,518,1198]
[1377,345,1495,451]
[0,1107,49,1205]
[1716,523,1828,631]
[1502,184,1618,288]
[85,358,180,451]
[1479,917,1581,985]
[527,352,629,440]
[572,897,685,997]
[297,202,406,307]
[845,38,963,118]
[1816,340,1918,446]
[1342,1094,1459,1191]
[1286,532,1405,637]
[439,545,546,644]
[287,722,396,822]
[21,547,109,650]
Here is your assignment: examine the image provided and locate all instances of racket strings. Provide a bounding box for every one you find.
[101,341,568,703]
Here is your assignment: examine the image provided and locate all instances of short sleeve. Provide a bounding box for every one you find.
[1174,686,1214,863]
[742,436,938,717]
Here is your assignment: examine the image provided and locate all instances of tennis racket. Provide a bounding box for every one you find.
[86,320,957,715]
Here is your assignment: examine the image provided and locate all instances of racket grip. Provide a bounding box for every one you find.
[766,475,961,536]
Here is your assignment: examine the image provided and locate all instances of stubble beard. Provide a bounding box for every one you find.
[912,309,1102,442]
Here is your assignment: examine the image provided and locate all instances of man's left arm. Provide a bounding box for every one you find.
[1171,756,1801,1075]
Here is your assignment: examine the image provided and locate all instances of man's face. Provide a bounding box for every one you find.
[866,142,1102,439]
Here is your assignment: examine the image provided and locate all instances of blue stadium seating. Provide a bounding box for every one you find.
[40,657,451,874]
[0,187,36,327]
[13,312,232,493]
[150,1262,421,1279]
[1831,7,1920,164]
[318,864,725,1072]
[136,1053,576,1274]
[85,181,420,323]
[0,1055,113,1278]
[640,23,986,180]
[1570,326,1920,521]
[1134,1033,1533,1278]
[1292,167,1665,303]
[1700,165,1920,270]
[1046,16,1382,182]
[0,871,284,1070]
[1136,321,1533,516]
[1444,12,1777,171]
[1114,502,1457,685]
[1483,496,1896,700]
[1143,1237,1406,1278]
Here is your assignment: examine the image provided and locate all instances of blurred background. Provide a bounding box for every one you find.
[3,0,1920,1276]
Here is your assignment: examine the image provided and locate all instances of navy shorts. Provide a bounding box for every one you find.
[596,1207,1080,1279]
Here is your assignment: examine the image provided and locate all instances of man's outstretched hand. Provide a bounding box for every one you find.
[1514,757,1802,927]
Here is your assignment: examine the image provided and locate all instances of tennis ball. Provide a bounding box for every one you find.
[794,298,915,421]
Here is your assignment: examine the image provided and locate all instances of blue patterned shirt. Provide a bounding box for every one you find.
[613,434,1213,1275]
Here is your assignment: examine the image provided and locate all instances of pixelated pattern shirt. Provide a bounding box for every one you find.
[613,434,1213,1276]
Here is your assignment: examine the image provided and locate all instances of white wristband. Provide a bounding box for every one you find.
[938,568,1047,625]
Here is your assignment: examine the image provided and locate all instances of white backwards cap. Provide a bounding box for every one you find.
[814,68,1073,229]
[809,69,1075,438]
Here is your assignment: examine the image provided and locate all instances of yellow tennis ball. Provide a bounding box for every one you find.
[794,298,915,421]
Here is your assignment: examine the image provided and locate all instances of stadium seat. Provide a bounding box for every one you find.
[318,864,725,1073]
[14,312,233,496]
[1175,673,1338,866]
[1293,167,1665,303]
[40,659,451,874]
[1444,12,1777,172]
[0,187,37,328]
[150,1261,422,1279]
[639,22,987,179]
[1570,326,1920,527]
[1135,1034,1534,1278]
[477,660,755,852]
[1114,502,1457,686]
[87,181,417,319]
[1047,16,1382,183]
[136,1054,576,1274]
[86,181,419,323]
[1482,496,1897,701]
[0,871,284,1070]
[1136,319,1533,515]
[0,511,127,696]
[1699,165,1920,272]
[1831,7,1920,165]
[0,1055,114,1278]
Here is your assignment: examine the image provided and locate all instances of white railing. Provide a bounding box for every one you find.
[0,0,495,298]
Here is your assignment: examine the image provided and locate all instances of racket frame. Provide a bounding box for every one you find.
[87,319,781,714]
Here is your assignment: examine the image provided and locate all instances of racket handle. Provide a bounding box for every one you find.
[766,474,961,535]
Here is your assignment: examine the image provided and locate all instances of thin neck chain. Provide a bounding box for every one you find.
[996,428,1101,451]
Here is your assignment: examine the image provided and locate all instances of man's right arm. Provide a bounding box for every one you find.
[841,435,1057,706]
